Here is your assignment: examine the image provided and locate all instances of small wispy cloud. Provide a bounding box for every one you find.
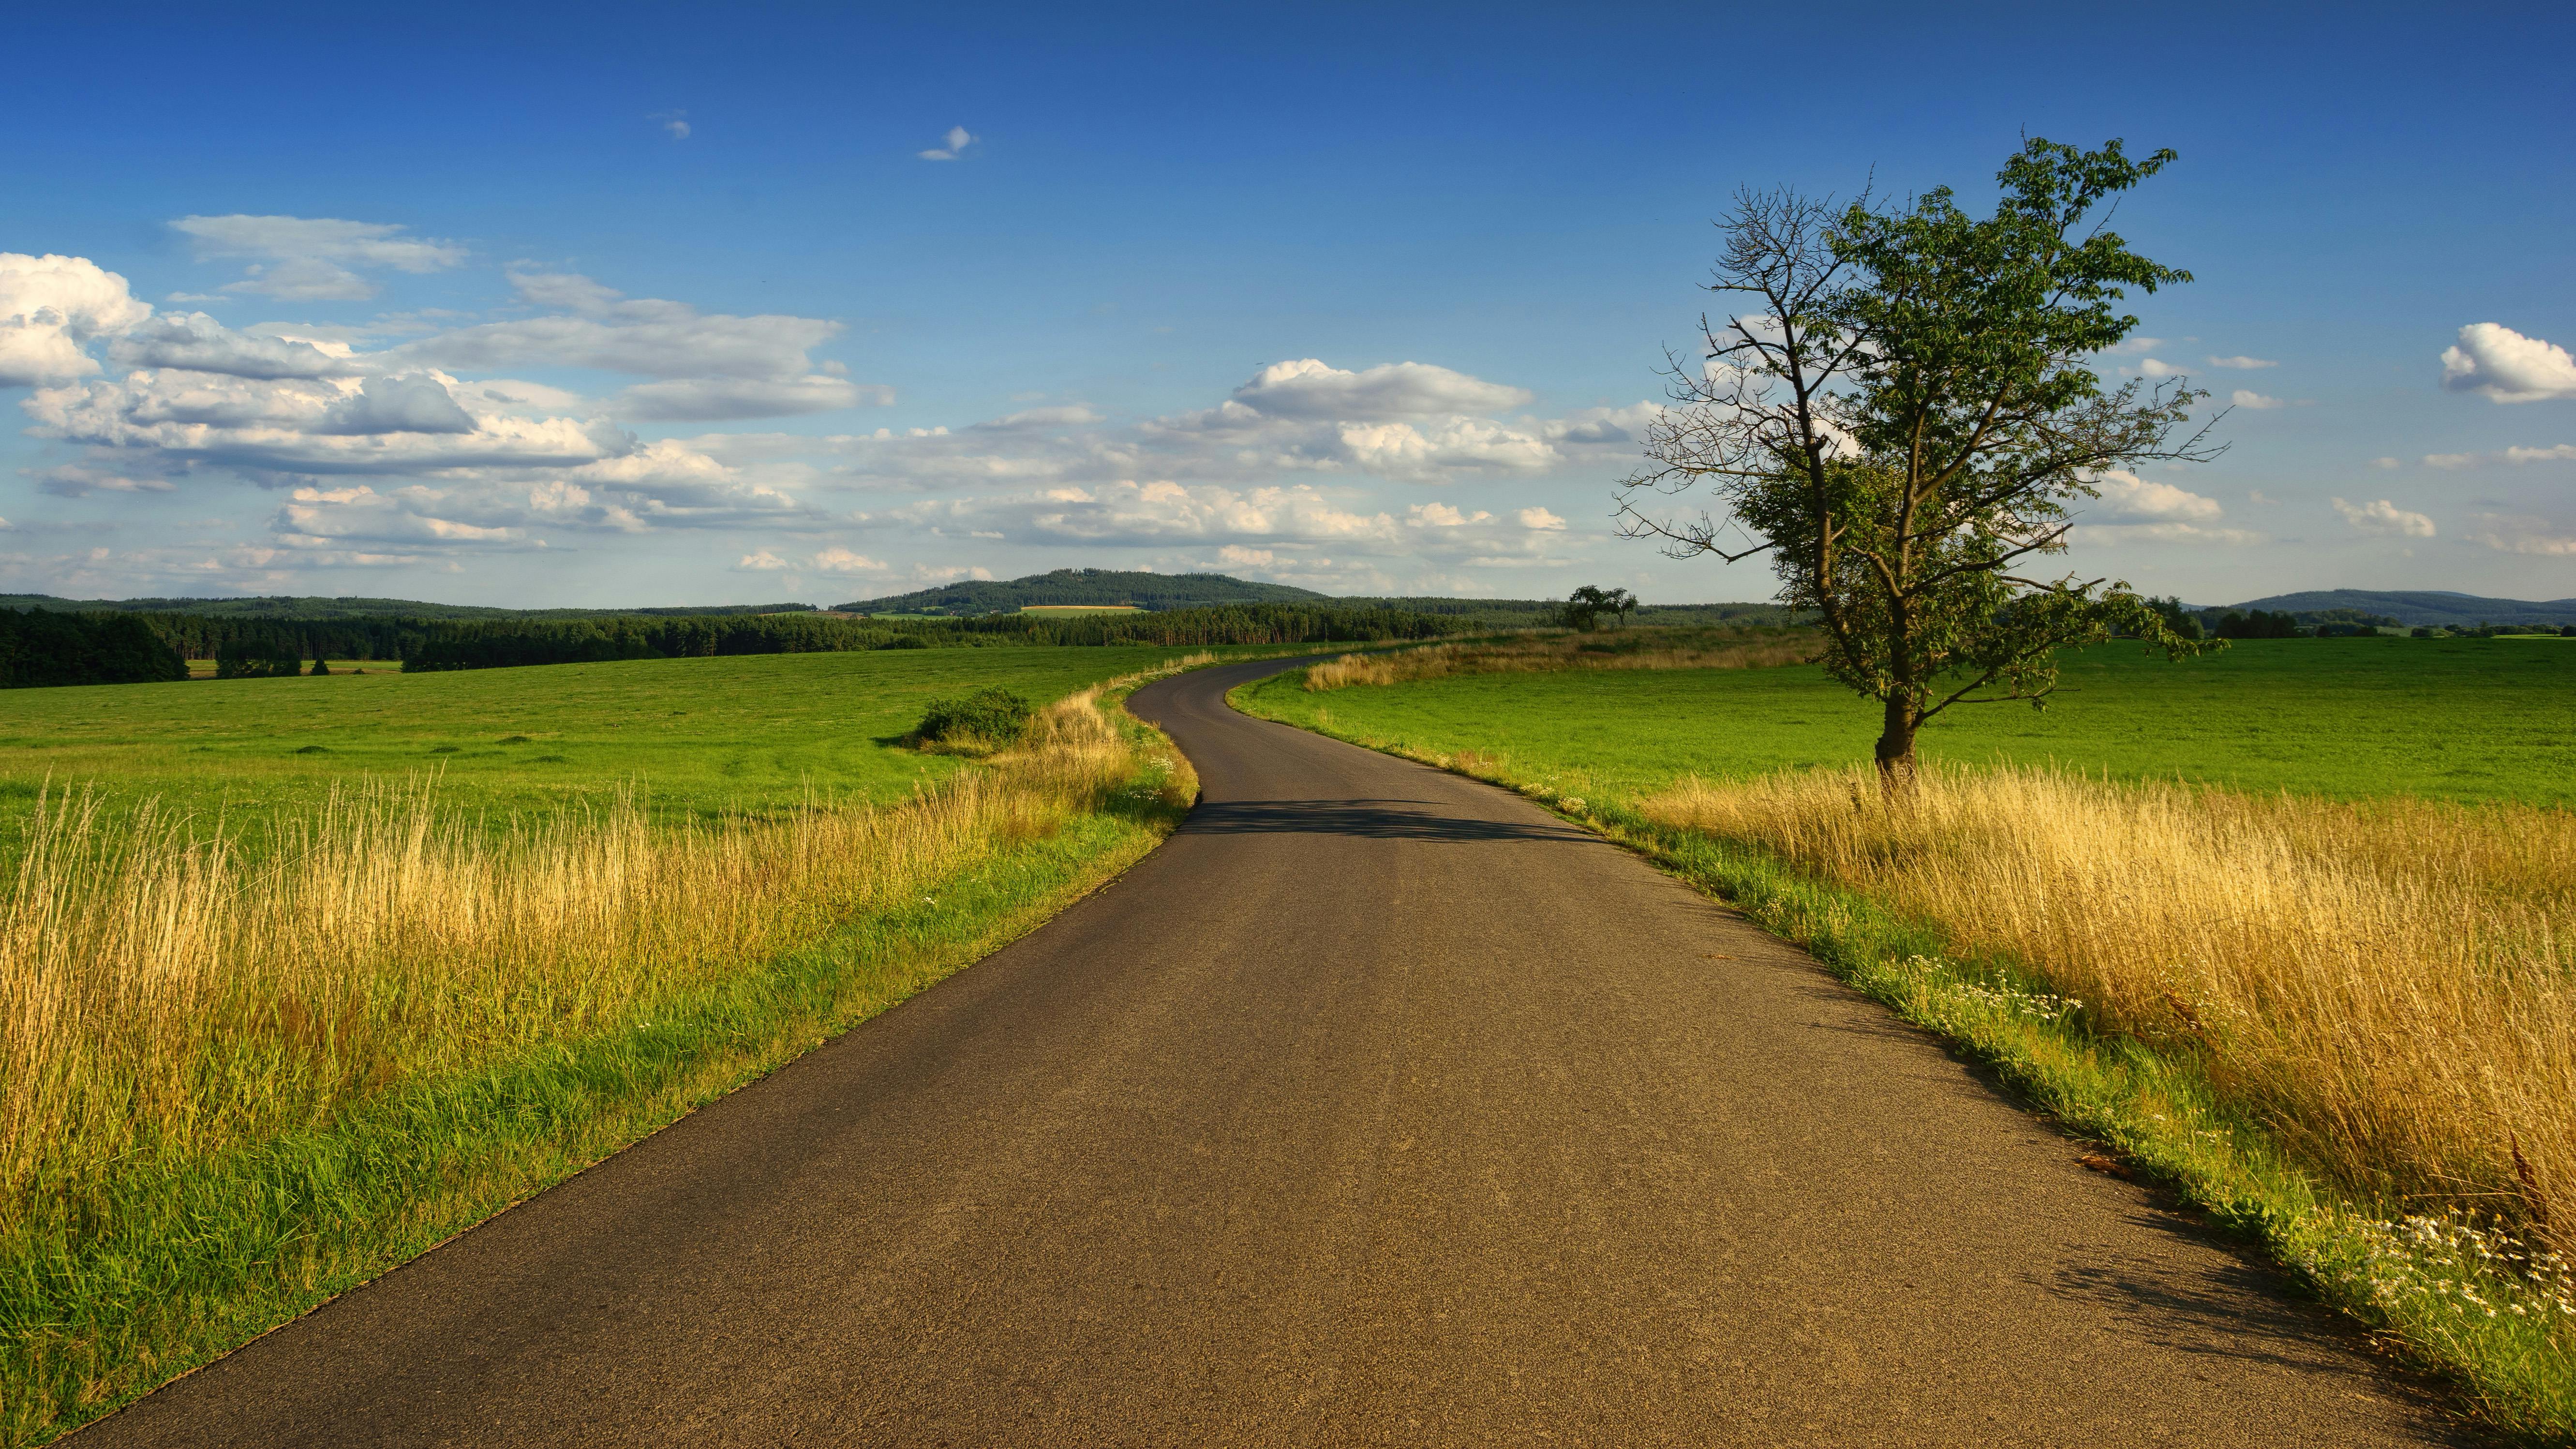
[918,126,976,161]
[2332,497,2436,538]
[651,110,691,141]
[2230,389,2288,410]
[2205,355,2276,370]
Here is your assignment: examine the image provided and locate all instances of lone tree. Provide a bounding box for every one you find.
[1618,137,2220,785]
[1562,584,1638,631]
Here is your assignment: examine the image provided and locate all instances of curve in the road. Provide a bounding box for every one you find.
[74,656,2464,1447]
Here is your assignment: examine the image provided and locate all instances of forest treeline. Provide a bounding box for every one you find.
[402,604,1460,671]
[0,610,189,688]
[0,603,1463,686]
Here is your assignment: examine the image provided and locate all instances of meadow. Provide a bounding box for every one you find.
[0,644,1254,848]
[1254,635,2576,805]
[0,646,1223,1445]
[1242,632,2576,1437]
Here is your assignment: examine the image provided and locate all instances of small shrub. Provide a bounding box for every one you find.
[914,687,1035,750]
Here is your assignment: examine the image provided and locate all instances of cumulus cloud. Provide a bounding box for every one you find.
[1216,544,1275,567]
[2206,355,2276,370]
[2088,469,2224,523]
[2441,323,2576,403]
[1224,358,1530,421]
[2069,470,2257,545]
[2229,389,2287,410]
[652,110,691,140]
[0,254,153,386]
[2332,497,2436,538]
[105,311,362,379]
[1519,507,1567,530]
[2133,358,2190,379]
[918,126,975,161]
[312,374,478,435]
[395,269,875,419]
[172,215,466,301]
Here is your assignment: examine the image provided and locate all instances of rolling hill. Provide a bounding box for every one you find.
[835,569,1328,614]
[2222,590,2576,628]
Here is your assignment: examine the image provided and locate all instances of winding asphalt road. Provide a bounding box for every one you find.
[78,657,2463,1447]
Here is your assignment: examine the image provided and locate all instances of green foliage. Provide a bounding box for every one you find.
[212,636,303,680]
[914,687,1036,747]
[2214,609,2302,639]
[401,603,1459,673]
[1620,137,2219,776]
[0,610,187,689]
[2144,596,2204,640]
[1559,584,1638,632]
[1237,637,2576,808]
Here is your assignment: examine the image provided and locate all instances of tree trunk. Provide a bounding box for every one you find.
[1874,695,1917,793]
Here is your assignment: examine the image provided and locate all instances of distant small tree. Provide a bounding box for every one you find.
[2144,596,2203,641]
[309,655,331,676]
[1561,585,1638,632]
[1618,137,2222,786]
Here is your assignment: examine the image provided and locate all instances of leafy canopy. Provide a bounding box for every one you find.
[1618,137,2222,773]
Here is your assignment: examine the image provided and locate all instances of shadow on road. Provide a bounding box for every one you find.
[1179,798,1593,844]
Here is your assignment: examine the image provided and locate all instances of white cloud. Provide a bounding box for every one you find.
[2229,389,2287,410]
[2088,469,2224,523]
[2134,358,2189,378]
[616,375,884,421]
[2103,337,2164,356]
[0,253,153,387]
[29,463,178,496]
[737,549,791,570]
[972,404,1102,431]
[312,374,478,435]
[2206,355,2277,370]
[2466,515,2576,556]
[172,215,466,301]
[1224,358,1530,421]
[394,269,871,420]
[1406,501,1492,527]
[1519,506,1567,530]
[918,126,975,161]
[2332,497,2436,538]
[2441,323,2576,403]
[1216,544,1275,567]
[652,111,691,140]
[2418,443,2576,469]
[106,311,362,379]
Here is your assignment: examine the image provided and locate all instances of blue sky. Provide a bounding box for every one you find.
[3,2,2572,607]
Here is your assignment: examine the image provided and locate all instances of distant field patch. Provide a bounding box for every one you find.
[1245,636,2576,807]
[0,645,1254,854]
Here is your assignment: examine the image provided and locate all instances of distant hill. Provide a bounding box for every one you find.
[837,569,1327,614]
[0,594,818,621]
[2222,590,2576,628]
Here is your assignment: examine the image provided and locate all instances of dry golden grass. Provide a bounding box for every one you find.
[1302,627,1817,691]
[0,677,1192,1207]
[1642,762,2576,1236]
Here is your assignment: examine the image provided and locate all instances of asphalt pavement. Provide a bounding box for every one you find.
[75,655,2465,1447]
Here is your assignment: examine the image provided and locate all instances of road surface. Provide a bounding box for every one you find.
[77,656,2463,1446]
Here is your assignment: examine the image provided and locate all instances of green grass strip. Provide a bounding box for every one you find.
[0,804,1175,1447]
[1240,682,2573,1446]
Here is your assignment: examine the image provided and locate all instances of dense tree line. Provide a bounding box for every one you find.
[0,609,188,688]
[402,604,1462,672]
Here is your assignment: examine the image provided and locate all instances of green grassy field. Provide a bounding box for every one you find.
[0,645,1244,842]
[1240,636,2576,806]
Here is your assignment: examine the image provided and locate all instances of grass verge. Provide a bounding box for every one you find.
[1237,674,2575,1444]
[0,661,1206,1447]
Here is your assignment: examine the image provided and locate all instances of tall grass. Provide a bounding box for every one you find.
[1302,626,1815,691]
[1644,762,2576,1239]
[0,684,1176,1210]
[0,672,1203,1443]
